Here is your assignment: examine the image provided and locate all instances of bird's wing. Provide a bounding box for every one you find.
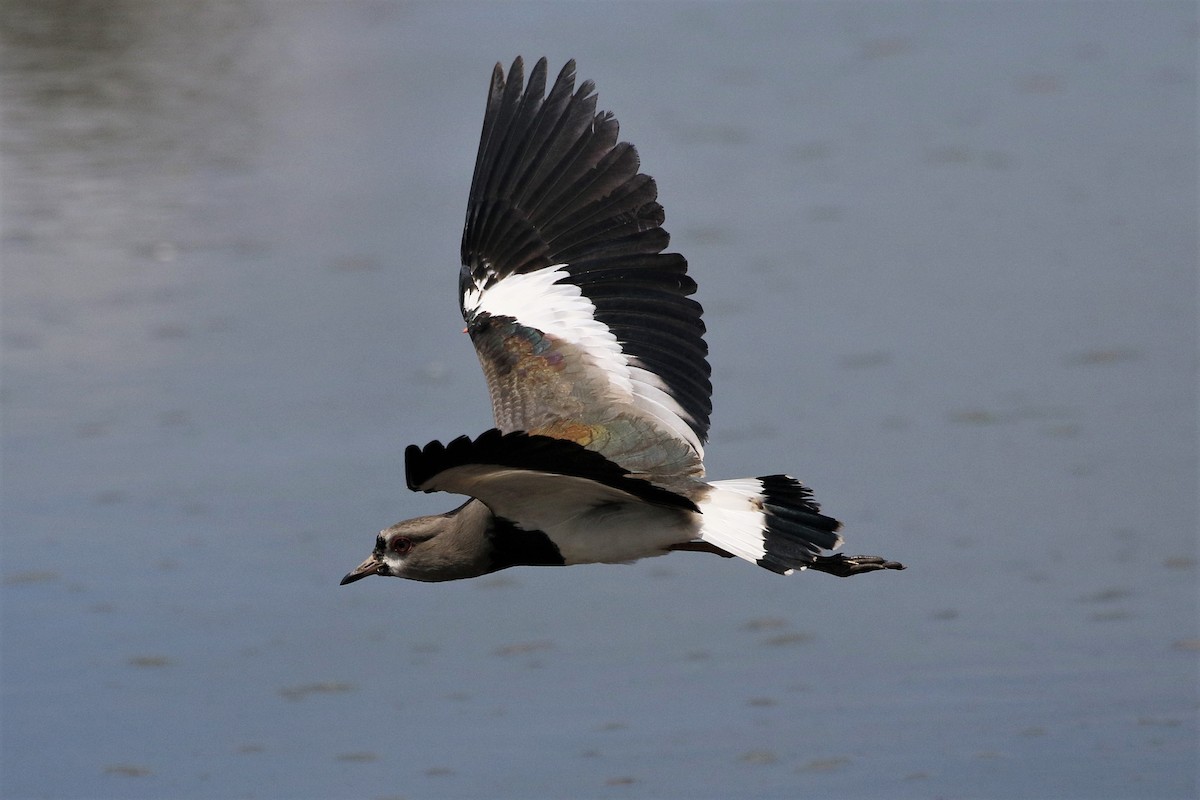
[406,429,698,518]
[459,57,711,480]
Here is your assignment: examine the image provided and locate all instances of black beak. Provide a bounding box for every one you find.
[340,553,385,585]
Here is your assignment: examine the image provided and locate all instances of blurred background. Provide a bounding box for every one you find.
[2,2,1195,798]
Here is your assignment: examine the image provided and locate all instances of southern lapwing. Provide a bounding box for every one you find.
[341,57,904,585]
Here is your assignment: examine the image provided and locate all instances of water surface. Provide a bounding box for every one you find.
[2,3,1196,798]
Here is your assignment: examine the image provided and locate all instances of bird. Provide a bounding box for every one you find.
[341,57,904,586]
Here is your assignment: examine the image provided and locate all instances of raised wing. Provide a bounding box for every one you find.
[459,57,711,480]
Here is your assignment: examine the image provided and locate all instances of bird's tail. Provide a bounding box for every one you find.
[696,476,840,574]
[695,476,905,576]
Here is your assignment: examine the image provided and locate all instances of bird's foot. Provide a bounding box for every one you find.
[668,540,737,558]
[809,554,906,577]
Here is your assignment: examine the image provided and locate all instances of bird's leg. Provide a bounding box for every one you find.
[808,554,906,577]
[668,541,736,558]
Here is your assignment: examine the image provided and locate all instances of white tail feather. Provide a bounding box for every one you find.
[697,479,773,565]
[697,477,844,575]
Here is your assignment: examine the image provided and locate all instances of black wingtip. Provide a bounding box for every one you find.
[460,59,713,448]
[506,55,524,83]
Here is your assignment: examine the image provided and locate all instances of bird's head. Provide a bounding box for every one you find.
[339,507,490,584]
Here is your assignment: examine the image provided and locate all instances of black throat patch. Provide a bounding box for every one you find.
[485,515,565,571]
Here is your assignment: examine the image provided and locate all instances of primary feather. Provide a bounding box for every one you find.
[459,58,711,481]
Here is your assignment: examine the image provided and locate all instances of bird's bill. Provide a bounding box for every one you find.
[340,553,385,585]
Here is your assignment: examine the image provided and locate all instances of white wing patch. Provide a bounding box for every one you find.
[463,264,704,456]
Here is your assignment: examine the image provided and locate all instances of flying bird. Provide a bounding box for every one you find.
[341,57,904,585]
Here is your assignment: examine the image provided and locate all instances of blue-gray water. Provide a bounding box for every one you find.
[2,3,1196,798]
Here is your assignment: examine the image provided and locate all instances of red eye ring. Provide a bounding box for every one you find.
[389,537,413,555]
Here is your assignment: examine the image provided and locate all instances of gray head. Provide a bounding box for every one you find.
[339,502,493,584]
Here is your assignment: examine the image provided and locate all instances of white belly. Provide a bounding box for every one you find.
[541,502,698,565]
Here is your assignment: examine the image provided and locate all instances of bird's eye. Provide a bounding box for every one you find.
[389,537,413,555]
